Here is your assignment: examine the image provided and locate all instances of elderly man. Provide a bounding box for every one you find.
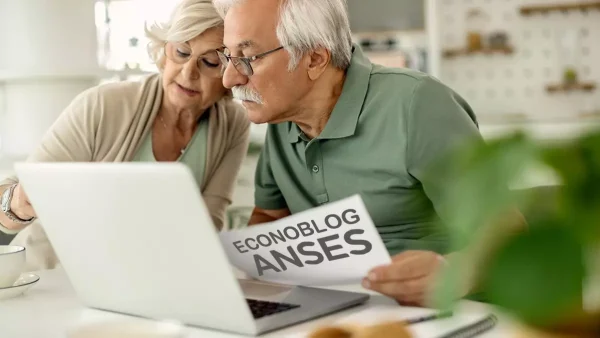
[214,0,487,306]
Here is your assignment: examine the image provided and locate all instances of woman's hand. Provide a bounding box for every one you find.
[10,183,37,221]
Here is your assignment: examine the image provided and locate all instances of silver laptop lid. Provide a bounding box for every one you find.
[15,162,257,335]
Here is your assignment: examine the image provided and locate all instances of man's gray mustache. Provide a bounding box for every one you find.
[232,86,263,104]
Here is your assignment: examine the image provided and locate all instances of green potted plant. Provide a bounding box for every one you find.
[432,130,600,337]
[563,67,578,86]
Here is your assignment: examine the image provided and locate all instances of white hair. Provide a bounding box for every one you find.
[146,0,224,70]
[213,0,353,71]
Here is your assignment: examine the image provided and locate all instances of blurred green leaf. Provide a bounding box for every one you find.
[432,129,600,326]
[429,133,539,310]
[481,223,586,328]
[439,133,538,249]
[542,131,600,242]
[431,257,462,311]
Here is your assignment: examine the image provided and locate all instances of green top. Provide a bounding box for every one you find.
[133,114,210,188]
[254,45,482,255]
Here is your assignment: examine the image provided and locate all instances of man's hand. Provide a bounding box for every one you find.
[361,250,447,306]
[248,207,290,226]
[10,183,37,221]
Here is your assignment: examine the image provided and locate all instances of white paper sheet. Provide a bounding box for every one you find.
[219,195,392,286]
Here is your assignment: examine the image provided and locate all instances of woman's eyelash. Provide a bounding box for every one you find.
[176,50,191,57]
[202,59,220,68]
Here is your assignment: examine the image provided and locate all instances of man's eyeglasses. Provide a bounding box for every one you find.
[164,41,224,78]
[217,46,284,77]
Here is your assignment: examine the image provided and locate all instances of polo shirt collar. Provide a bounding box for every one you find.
[288,44,372,143]
[287,123,305,143]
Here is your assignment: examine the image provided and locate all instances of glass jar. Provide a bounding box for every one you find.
[465,9,488,52]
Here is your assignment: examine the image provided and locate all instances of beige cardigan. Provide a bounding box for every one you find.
[0,74,250,270]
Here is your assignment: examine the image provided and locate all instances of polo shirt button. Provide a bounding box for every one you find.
[312,165,320,173]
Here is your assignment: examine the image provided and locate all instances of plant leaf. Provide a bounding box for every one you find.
[481,223,586,328]
[437,133,538,249]
[542,131,600,242]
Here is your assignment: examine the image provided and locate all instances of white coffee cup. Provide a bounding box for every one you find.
[0,245,26,288]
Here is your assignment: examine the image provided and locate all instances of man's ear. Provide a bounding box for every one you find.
[306,47,331,81]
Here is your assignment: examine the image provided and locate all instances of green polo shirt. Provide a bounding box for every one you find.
[254,45,481,255]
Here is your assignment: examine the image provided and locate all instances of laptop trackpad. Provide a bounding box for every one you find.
[238,279,294,302]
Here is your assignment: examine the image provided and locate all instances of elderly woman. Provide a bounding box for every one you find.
[0,0,249,270]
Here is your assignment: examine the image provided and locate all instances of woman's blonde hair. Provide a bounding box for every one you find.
[145,0,224,70]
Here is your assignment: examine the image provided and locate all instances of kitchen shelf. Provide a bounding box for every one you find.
[442,46,514,59]
[520,1,600,16]
[546,82,596,93]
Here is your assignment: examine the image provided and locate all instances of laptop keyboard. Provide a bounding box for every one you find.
[246,299,300,319]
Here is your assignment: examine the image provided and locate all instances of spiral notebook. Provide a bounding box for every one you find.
[435,314,497,338]
[302,305,499,338]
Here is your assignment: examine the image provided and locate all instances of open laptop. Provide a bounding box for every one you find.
[15,162,369,336]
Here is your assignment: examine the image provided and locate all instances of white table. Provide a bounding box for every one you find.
[0,268,518,338]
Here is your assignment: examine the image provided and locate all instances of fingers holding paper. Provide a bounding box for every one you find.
[361,250,446,306]
[364,278,429,305]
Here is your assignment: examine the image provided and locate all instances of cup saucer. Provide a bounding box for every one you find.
[0,273,40,301]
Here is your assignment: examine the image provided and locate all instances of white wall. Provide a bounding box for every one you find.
[0,0,99,157]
